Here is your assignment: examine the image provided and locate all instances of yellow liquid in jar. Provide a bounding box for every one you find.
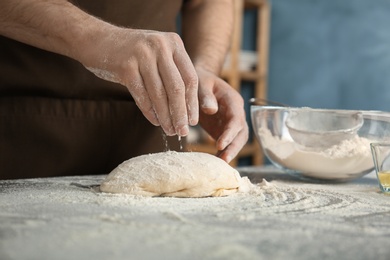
[378,171,390,190]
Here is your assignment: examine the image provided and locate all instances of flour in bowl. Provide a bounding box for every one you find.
[259,128,373,179]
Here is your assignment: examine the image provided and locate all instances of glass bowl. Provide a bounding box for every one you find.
[251,105,390,182]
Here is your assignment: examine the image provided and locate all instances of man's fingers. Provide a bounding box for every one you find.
[173,50,199,126]
[123,64,161,126]
[139,61,175,136]
[158,56,189,136]
[120,31,200,137]
[217,125,249,163]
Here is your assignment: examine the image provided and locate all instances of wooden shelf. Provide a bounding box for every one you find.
[222,70,266,81]
[186,0,270,167]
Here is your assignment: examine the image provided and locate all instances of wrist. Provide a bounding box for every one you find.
[64,10,121,64]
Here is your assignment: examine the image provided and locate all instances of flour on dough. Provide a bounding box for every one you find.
[100,151,252,198]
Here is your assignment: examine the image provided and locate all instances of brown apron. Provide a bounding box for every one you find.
[0,0,184,179]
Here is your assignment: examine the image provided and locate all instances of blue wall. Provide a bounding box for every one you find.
[265,0,390,111]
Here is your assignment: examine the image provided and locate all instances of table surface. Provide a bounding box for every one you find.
[1,167,389,260]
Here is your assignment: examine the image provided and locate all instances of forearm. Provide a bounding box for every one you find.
[0,0,114,63]
[181,0,234,75]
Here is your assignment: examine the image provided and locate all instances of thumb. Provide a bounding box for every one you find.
[199,85,218,115]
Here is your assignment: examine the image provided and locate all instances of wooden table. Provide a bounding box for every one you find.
[1,167,389,260]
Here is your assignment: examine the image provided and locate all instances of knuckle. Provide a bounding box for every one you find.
[123,60,136,74]
[185,74,199,89]
[148,33,168,49]
[138,45,154,59]
[117,59,136,78]
[149,32,183,51]
[168,32,183,43]
[133,38,155,58]
[149,34,164,45]
[169,83,185,95]
[145,105,156,116]
[154,88,168,100]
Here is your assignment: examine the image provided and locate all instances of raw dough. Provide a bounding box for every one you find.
[100,151,249,197]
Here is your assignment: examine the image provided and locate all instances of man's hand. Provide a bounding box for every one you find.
[181,0,248,162]
[196,67,249,163]
[82,28,199,137]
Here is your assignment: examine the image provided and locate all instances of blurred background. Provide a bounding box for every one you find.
[247,0,390,110]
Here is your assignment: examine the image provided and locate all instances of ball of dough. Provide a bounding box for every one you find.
[100,151,244,197]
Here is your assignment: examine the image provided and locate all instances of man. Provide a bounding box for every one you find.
[0,0,248,179]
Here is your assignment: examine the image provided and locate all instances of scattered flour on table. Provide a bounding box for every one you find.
[2,173,390,260]
[2,175,386,224]
[258,127,374,179]
[2,178,389,260]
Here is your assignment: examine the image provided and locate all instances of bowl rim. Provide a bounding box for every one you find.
[250,105,390,116]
